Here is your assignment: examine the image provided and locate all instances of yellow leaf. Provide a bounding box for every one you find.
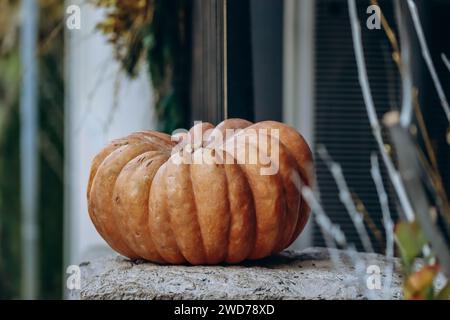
[404,264,439,300]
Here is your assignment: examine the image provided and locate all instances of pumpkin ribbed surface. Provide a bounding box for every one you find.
[87,119,314,264]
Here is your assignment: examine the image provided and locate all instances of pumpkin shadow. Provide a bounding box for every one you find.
[240,249,330,268]
[127,248,331,267]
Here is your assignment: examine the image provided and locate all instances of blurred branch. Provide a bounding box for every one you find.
[442,53,450,73]
[0,0,21,55]
[415,146,450,238]
[39,130,63,182]
[74,54,115,135]
[0,101,16,149]
[0,85,19,150]
[300,186,370,298]
[384,111,450,279]
[369,0,400,63]
[413,93,450,225]
[375,0,450,224]
[317,145,374,253]
[347,0,415,222]
[352,194,385,251]
[370,0,414,126]
[38,22,64,55]
[394,0,414,128]
[102,69,123,134]
[407,0,450,122]
[413,90,438,170]
[300,186,345,267]
[0,51,20,149]
[371,153,395,298]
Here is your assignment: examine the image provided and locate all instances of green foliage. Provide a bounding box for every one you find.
[395,221,427,269]
[36,16,65,298]
[0,80,21,299]
[395,221,449,300]
[436,282,450,300]
[0,0,64,299]
[0,30,21,301]
[95,0,191,133]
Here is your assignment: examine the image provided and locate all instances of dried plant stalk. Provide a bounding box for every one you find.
[442,53,450,73]
[300,187,345,267]
[384,111,450,278]
[300,186,373,298]
[369,0,400,63]
[347,0,415,222]
[370,0,413,126]
[352,194,385,251]
[407,0,450,122]
[393,0,414,128]
[371,153,395,298]
[413,93,450,224]
[317,145,374,253]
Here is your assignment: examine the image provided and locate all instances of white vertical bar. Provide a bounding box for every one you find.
[63,1,157,299]
[295,0,316,146]
[283,0,297,127]
[283,0,316,250]
[20,0,39,299]
[63,0,74,299]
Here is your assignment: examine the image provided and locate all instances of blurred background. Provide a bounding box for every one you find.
[0,0,449,299]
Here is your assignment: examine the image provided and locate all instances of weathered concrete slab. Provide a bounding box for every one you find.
[79,247,404,300]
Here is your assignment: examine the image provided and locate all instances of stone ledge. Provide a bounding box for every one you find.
[79,247,403,300]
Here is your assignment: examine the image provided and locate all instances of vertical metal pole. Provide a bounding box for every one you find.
[191,0,227,123]
[20,0,39,299]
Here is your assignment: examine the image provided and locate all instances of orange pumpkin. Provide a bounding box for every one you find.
[87,119,314,264]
